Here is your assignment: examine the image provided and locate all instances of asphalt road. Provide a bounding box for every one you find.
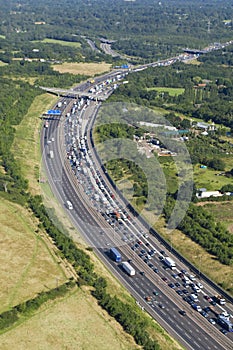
[41,97,233,350]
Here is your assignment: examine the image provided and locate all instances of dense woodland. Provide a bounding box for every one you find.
[0,0,232,63]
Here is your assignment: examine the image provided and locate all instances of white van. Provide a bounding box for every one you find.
[190,293,198,302]
[66,200,73,210]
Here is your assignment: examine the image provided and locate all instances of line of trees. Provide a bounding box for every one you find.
[92,277,160,350]
[164,199,233,266]
[0,281,75,331]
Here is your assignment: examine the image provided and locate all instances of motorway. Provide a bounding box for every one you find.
[41,72,233,350]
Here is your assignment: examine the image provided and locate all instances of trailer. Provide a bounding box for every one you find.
[163,257,176,269]
[109,247,122,262]
[121,261,135,276]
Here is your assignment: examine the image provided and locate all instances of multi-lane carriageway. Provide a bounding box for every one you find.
[42,81,233,350]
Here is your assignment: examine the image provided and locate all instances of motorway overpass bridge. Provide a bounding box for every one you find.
[39,86,107,101]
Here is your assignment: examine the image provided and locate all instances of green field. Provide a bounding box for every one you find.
[194,164,233,191]
[32,38,81,48]
[147,87,185,96]
[201,202,233,232]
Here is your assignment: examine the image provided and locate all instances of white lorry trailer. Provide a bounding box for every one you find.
[122,261,135,276]
[163,256,176,269]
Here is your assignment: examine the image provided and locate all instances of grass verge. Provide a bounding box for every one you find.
[11,93,58,195]
[0,198,68,313]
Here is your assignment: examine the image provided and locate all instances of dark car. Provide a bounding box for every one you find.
[161,276,168,282]
[168,283,175,288]
[160,250,166,255]
[182,289,189,294]
[179,310,187,316]
[175,282,181,287]
[148,263,154,269]
[203,306,211,313]
[153,267,159,273]
[176,290,184,296]
[158,303,165,309]
[200,311,208,318]
[140,271,145,276]
[153,290,160,296]
[220,329,228,335]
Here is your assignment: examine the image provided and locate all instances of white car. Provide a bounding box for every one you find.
[196,282,203,289]
[189,274,196,281]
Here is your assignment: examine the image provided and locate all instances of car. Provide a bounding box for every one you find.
[161,276,168,282]
[182,289,189,294]
[200,311,208,318]
[140,271,145,276]
[145,242,150,247]
[203,306,211,313]
[208,318,216,325]
[175,282,181,287]
[189,274,196,281]
[144,258,149,264]
[172,274,178,279]
[138,240,142,245]
[158,256,164,261]
[160,250,166,255]
[182,296,189,302]
[181,269,187,275]
[153,268,159,273]
[176,290,183,296]
[220,329,228,335]
[140,249,146,255]
[168,283,175,288]
[210,300,216,306]
[153,290,160,296]
[148,263,154,268]
[193,286,201,293]
[179,310,187,316]
[163,265,169,270]
[196,282,203,289]
[139,253,144,258]
[128,259,132,263]
[158,303,165,309]
[149,249,156,256]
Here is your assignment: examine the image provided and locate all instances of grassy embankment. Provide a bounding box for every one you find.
[4,87,183,349]
[0,198,68,314]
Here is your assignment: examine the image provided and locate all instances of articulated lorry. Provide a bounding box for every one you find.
[109,247,122,262]
[163,256,176,269]
[121,261,135,276]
